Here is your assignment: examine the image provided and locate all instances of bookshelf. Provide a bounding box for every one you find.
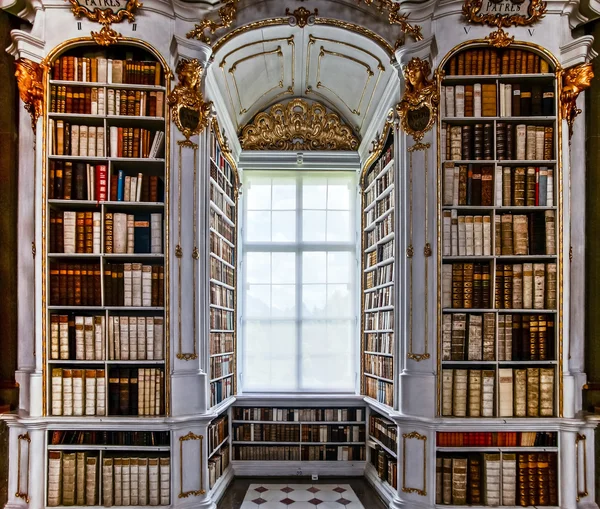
[366,410,398,494]
[361,132,396,409]
[208,123,238,409]
[208,410,231,494]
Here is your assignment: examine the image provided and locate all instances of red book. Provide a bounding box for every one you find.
[96,165,108,201]
[117,127,123,158]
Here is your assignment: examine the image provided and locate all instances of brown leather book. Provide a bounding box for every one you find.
[80,265,88,306]
[515,50,522,75]
[76,212,85,253]
[476,49,484,75]
[481,167,493,206]
[527,453,537,506]
[58,263,68,305]
[104,264,112,306]
[133,129,141,158]
[442,457,452,503]
[117,264,125,306]
[50,263,60,305]
[463,263,474,309]
[127,90,135,116]
[50,210,57,254]
[119,368,130,415]
[473,264,482,308]
[544,127,554,160]
[529,315,539,360]
[468,456,482,504]
[73,163,87,200]
[452,457,468,504]
[482,265,491,308]
[513,167,526,206]
[517,453,529,507]
[536,452,549,506]
[526,52,535,74]
[152,266,159,307]
[135,90,142,116]
[149,176,159,202]
[538,314,548,360]
[66,264,75,306]
[93,265,101,306]
[452,263,464,308]
[84,212,93,254]
[548,453,558,505]
[481,84,497,117]
[465,51,472,76]
[526,368,540,417]
[521,315,531,360]
[105,213,113,253]
[158,266,164,307]
[111,263,119,306]
[449,56,457,75]
[512,314,522,360]
[73,264,82,306]
[502,50,510,74]
[495,264,504,309]
[64,161,73,200]
[55,211,64,253]
[503,264,513,309]
[483,123,493,160]
[457,53,465,75]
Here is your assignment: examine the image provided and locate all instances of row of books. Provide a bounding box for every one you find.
[210,159,236,201]
[442,262,491,309]
[365,167,394,208]
[210,233,235,266]
[51,55,163,85]
[50,314,103,361]
[369,414,397,452]
[442,163,555,207]
[365,264,394,289]
[48,161,164,202]
[210,308,234,330]
[48,451,101,506]
[364,354,393,380]
[103,263,164,307]
[49,262,101,306]
[110,127,164,159]
[443,213,492,256]
[211,377,233,407]
[364,287,393,310]
[441,367,555,417]
[233,423,301,442]
[49,429,170,446]
[210,184,235,223]
[436,431,557,448]
[365,239,394,267]
[232,445,365,461]
[365,144,394,187]
[210,209,235,243]
[442,83,554,118]
[364,332,394,355]
[106,315,165,361]
[51,210,162,254]
[51,368,105,416]
[50,121,105,157]
[301,425,365,443]
[209,446,230,489]
[232,407,366,422]
[496,211,555,255]
[210,283,234,309]
[364,376,393,407]
[208,413,229,455]
[108,368,165,416]
[50,86,165,117]
[435,453,557,506]
[365,223,395,248]
[442,312,555,362]
[210,354,233,379]
[364,310,393,331]
[444,48,551,76]
[210,136,236,184]
[210,332,234,356]
[370,447,397,489]
[365,192,394,226]
[495,263,557,310]
[444,123,554,161]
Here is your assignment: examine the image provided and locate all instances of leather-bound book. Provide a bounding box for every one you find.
[116,263,124,306]
[463,263,474,309]
[529,211,545,255]
[119,367,130,415]
[548,453,558,505]
[93,264,101,306]
[452,263,464,308]
[526,52,536,74]
[465,85,474,116]
[522,262,533,309]
[513,215,529,255]
[513,167,526,206]
[495,263,504,309]
[452,457,468,504]
[496,122,506,160]
[465,51,472,76]
[158,266,165,307]
[84,212,93,253]
[514,368,527,417]
[501,214,513,255]
[512,84,521,116]
[526,367,540,417]
[533,263,546,309]
[104,212,113,254]
[481,264,491,308]
[539,367,554,417]
[521,315,531,360]
[538,314,549,361]
[545,210,556,255]
[532,85,543,116]
[73,264,82,306]
[481,84,497,116]
[482,313,495,360]
[542,85,555,116]
[130,368,139,415]
[521,88,532,116]
[442,457,452,503]
[451,313,467,360]
[50,264,60,305]
[58,263,68,305]
[517,453,529,507]
[491,50,499,74]
[442,370,454,416]
[481,370,494,416]
[512,264,523,309]
[151,266,159,307]
[501,50,510,74]
[473,263,482,306]
[75,212,85,253]
[544,126,554,160]
[483,454,501,506]
[449,56,457,75]
[527,453,537,506]
[66,264,75,306]
[471,168,482,206]
[525,167,536,205]
[473,123,483,160]
[480,166,493,206]
[502,453,517,506]
[468,369,482,417]
[536,452,549,506]
[529,314,539,360]
[461,125,472,160]
[546,262,557,309]
[503,264,513,309]
[72,163,86,200]
[498,368,513,417]
[133,213,151,253]
[435,457,443,504]
[453,369,468,417]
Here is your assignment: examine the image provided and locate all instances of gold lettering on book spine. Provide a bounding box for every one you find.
[186,0,238,44]
[561,63,594,139]
[15,59,44,132]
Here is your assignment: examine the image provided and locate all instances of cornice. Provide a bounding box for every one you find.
[238,151,360,171]
[6,28,44,61]
[560,35,598,67]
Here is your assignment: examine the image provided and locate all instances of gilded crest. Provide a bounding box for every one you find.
[168,58,213,142]
[462,0,547,28]
[396,58,439,142]
[561,63,594,139]
[239,98,359,151]
[14,58,44,132]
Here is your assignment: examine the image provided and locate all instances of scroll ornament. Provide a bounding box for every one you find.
[15,58,44,132]
[561,63,594,139]
[186,0,238,44]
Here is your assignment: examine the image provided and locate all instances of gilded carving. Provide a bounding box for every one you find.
[240,98,359,151]
[396,58,439,142]
[186,0,238,44]
[485,27,515,48]
[561,63,594,139]
[358,0,423,45]
[287,7,318,27]
[14,59,44,132]
[462,0,547,28]
[65,0,142,46]
[168,58,213,141]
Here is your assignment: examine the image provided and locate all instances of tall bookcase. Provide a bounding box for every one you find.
[43,41,171,506]
[361,130,396,409]
[208,122,238,409]
[436,42,561,506]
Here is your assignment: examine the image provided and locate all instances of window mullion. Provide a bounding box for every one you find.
[296,173,303,391]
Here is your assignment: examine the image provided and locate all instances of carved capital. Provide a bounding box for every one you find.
[14,58,44,133]
[561,63,594,139]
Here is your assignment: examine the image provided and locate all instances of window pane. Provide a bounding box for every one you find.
[327,284,352,317]
[246,284,271,318]
[303,210,326,241]
[271,285,296,318]
[302,284,327,318]
[327,211,351,241]
[327,182,351,210]
[246,252,271,284]
[272,181,296,210]
[327,252,353,284]
[246,181,271,210]
[303,179,327,210]
[272,211,296,242]
[302,252,326,284]
[247,211,271,241]
[272,252,296,284]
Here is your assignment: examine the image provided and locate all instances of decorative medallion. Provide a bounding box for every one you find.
[240,98,359,151]
[65,0,142,46]
[186,0,238,44]
[396,58,439,142]
[168,58,213,142]
[561,62,594,139]
[286,7,318,28]
[462,0,547,28]
[14,59,44,132]
[485,27,515,47]
[358,0,423,45]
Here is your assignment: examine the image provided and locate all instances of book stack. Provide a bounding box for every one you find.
[370,446,397,489]
[208,412,230,490]
[107,367,165,416]
[436,431,558,447]
[303,445,365,461]
[49,262,102,306]
[48,451,100,506]
[50,85,104,114]
[108,127,164,159]
[210,281,235,308]
[442,212,492,256]
[106,315,164,360]
[49,121,105,157]
[107,89,165,117]
[441,313,495,361]
[495,211,555,255]
[103,263,164,307]
[369,412,398,452]
[48,162,109,201]
[435,452,557,506]
[210,354,233,379]
[51,368,106,416]
[442,164,494,206]
[233,407,365,422]
[208,446,230,490]
[445,48,551,76]
[49,430,171,446]
[50,314,105,360]
[495,263,557,310]
[443,123,494,161]
[441,263,491,309]
[51,55,163,85]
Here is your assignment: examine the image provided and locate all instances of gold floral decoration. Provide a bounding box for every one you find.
[286,6,318,28]
[168,58,213,141]
[14,58,44,132]
[561,63,594,139]
[396,57,439,141]
[186,0,238,44]
[240,98,360,151]
[485,27,515,48]
[462,0,547,28]
[358,0,423,46]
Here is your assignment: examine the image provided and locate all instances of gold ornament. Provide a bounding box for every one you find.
[485,27,515,48]
[240,98,359,151]
[358,0,423,45]
[396,58,439,142]
[462,0,547,28]
[286,6,318,28]
[65,0,142,46]
[186,0,238,44]
[14,58,44,132]
[561,63,594,139]
[168,58,213,141]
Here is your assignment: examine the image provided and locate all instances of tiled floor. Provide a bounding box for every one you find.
[217,478,387,509]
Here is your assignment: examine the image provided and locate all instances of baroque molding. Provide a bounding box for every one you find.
[186,0,238,45]
[286,6,318,28]
[402,431,427,496]
[357,0,423,46]
[462,0,547,28]
[14,58,44,132]
[561,62,593,139]
[239,98,360,151]
[485,27,515,48]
